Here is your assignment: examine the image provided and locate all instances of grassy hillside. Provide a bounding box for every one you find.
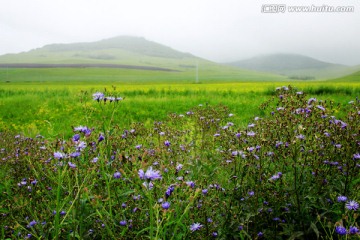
[0,36,288,82]
[228,53,358,79]
[328,70,360,82]
[0,36,198,70]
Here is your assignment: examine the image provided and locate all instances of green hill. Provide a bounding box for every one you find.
[328,70,360,82]
[0,36,287,82]
[228,54,359,80]
[0,36,197,69]
[41,36,194,59]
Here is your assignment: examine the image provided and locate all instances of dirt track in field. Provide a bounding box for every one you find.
[0,63,179,72]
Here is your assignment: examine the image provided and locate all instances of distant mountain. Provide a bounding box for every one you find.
[228,54,358,79]
[0,36,201,71]
[41,36,194,59]
[0,36,287,81]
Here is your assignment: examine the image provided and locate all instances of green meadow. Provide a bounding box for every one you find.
[0,64,359,239]
[0,67,359,138]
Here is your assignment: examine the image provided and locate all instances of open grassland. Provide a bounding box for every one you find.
[0,68,359,139]
[0,86,359,239]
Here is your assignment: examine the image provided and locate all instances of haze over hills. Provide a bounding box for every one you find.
[228,54,359,80]
[0,36,198,70]
[0,36,358,81]
[0,36,288,82]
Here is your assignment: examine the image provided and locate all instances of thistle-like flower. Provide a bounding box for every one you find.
[93,92,104,101]
[190,222,202,232]
[138,167,162,181]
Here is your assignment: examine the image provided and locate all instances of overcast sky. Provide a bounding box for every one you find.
[1,0,360,65]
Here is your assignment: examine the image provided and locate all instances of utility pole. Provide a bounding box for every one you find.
[195,60,199,84]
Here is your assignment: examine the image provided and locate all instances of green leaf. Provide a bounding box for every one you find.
[310,222,319,239]
[289,231,304,240]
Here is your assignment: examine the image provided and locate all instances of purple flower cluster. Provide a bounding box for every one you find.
[92,92,123,103]
[336,226,359,235]
[74,126,92,136]
[138,167,162,181]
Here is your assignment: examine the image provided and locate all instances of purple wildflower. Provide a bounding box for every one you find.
[29,220,37,227]
[227,122,234,126]
[176,164,183,171]
[93,92,104,101]
[202,189,208,195]
[346,200,359,211]
[247,131,255,137]
[54,152,65,159]
[269,172,282,181]
[142,181,154,190]
[353,153,360,160]
[308,98,317,105]
[68,162,76,169]
[317,105,325,111]
[138,169,145,179]
[119,220,127,226]
[74,125,88,133]
[161,202,170,210]
[164,140,171,147]
[247,147,255,152]
[335,226,347,235]
[186,181,195,188]
[139,167,162,181]
[113,172,121,179]
[190,222,202,232]
[296,134,305,140]
[212,232,218,237]
[349,226,359,235]
[72,134,80,142]
[70,152,81,158]
[248,191,254,196]
[98,134,105,142]
[337,196,347,202]
[76,141,87,151]
[165,185,175,197]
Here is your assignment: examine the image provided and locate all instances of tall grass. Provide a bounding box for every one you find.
[1,82,360,138]
[0,86,359,239]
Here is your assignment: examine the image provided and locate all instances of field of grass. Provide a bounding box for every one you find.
[0,68,360,138]
[0,84,359,239]
[0,67,360,239]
